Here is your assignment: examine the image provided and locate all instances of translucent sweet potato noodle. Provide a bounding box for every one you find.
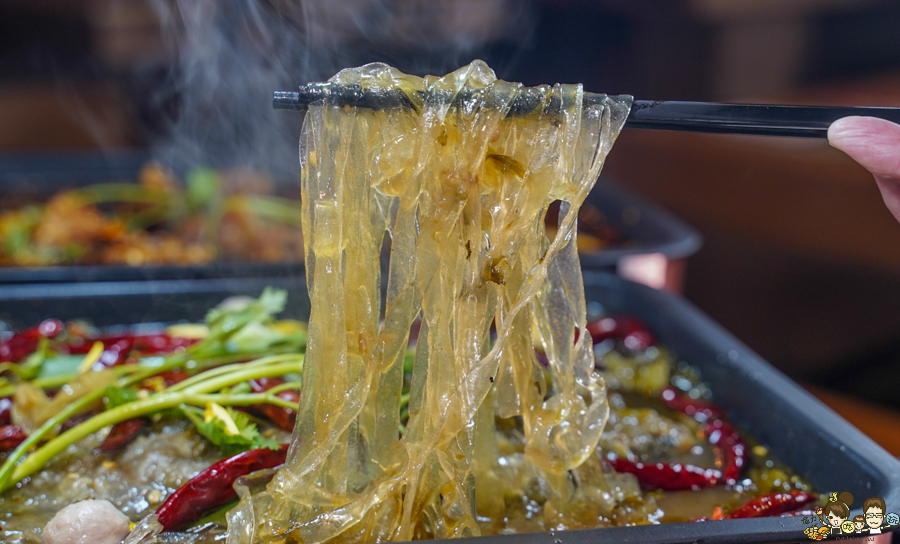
[228,61,633,543]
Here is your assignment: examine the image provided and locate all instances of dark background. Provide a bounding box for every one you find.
[2,0,900,434]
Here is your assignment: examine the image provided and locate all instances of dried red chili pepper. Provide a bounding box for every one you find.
[61,412,98,433]
[609,457,725,491]
[76,370,189,454]
[131,334,198,355]
[34,319,65,339]
[0,319,64,363]
[588,317,747,492]
[155,444,288,532]
[246,377,299,432]
[0,397,12,426]
[67,336,128,355]
[586,316,655,352]
[94,417,151,454]
[63,333,199,370]
[659,386,724,423]
[94,338,135,368]
[725,490,816,519]
[707,419,746,484]
[608,387,747,491]
[0,425,26,451]
[66,333,197,357]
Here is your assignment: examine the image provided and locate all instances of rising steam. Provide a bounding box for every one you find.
[146,0,534,181]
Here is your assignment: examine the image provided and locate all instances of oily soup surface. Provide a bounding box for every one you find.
[227,61,632,543]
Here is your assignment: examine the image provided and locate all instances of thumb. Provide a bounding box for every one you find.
[829,116,900,223]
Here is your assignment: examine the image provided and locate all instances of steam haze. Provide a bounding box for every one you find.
[146,0,535,181]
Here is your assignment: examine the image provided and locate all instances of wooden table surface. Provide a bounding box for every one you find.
[808,385,900,457]
[601,73,900,384]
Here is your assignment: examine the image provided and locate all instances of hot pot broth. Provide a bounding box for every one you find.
[0,62,813,543]
[0,306,811,543]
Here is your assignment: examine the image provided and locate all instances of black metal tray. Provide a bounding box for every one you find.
[577,271,900,544]
[0,276,310,328]
[580,181,702,269]
[0,271,895,544]
[0,153,700,282]
[0,151,305,283]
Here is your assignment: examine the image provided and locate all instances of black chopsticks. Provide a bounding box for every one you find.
[626,101,900,138]
[273,86,900,139]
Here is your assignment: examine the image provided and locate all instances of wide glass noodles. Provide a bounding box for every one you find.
[228,61,632,543]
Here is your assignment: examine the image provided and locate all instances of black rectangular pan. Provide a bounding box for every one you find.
[0,270,894,544]
[0,151,305,283]
[580,181,702,269]
[0,275,309,328]
[576,271,900,544]
[0,153,699,282]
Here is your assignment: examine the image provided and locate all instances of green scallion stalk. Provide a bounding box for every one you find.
[70,183,175,207]
[6,390,296,490]
[234,195,303,228]
[0,355,303,493]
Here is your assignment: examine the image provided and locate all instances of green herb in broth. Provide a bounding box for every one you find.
[0,295,811,543]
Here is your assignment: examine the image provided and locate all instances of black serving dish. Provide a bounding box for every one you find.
[0,151,305,283]
[0,275,309,328]
[0,153,699,283]
[0,271,896,544]
[576,271,900,544]
[580,181,702,269]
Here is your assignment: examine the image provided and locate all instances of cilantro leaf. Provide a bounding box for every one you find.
[183,404,280,457]
[185,288,288,359]
[36,355,87,380]
[104,386,140,410]
[225,321,285,353]
[205,287,286,332]
[186,168,220,211]
[17,338,51,381]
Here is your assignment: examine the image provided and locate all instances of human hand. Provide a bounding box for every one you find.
[828,116,900,224]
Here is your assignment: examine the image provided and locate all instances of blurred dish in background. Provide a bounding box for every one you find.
[545,199,624,252]
[0,163,304,267]
[0,153,701,294]
[0,161,628,269]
